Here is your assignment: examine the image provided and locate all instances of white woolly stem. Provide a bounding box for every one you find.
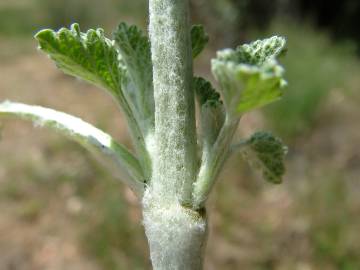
[149,0,197,204]
[143,191,207,270]
[144,1,207,269]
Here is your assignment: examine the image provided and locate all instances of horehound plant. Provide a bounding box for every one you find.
[0,1,288,269]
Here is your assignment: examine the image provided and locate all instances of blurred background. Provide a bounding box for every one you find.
[0,0,360,269]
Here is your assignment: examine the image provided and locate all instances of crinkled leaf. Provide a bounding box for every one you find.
[194,77,225,148]
[212,36,287,118]
[191,25,209,58]
[35,23,124,99]
[0,101,145,194]
[241,131,287,184]
[113,23,154,133]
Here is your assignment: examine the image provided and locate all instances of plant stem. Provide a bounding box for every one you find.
[144,1,207,269]
[148,0,197,204]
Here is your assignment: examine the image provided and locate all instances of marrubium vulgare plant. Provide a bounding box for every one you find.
[0,1,288,269]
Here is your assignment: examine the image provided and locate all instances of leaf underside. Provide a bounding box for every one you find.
[0,101,145,194]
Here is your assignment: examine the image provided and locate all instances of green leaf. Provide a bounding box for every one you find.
[0,101,145,194]
[35,24,124,100]
[113,23,154,133]
[241,131,287,184]
[212,36,287,118]
[194,77,224,149]
[191,25,209,58]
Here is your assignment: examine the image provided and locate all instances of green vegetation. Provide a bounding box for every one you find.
[0,1,360,270]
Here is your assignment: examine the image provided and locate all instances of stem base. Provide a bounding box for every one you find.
[142,191,207,270]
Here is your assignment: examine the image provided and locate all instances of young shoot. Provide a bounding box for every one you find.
[0,1,287,269]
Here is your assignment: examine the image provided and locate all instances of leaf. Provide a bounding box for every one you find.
[191,25,209,58]
[212,36,287,118]
[241,131,287,184]
[0,101,145,194]
[194,77,224,148]
[35,24,125,101]
[113,23,154,133]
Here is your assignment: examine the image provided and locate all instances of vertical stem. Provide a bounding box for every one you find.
[149,0,197,204]
[144,1,207,269]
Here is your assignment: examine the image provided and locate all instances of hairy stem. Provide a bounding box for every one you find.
[144,1,207,269]
[149,0,197,204]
